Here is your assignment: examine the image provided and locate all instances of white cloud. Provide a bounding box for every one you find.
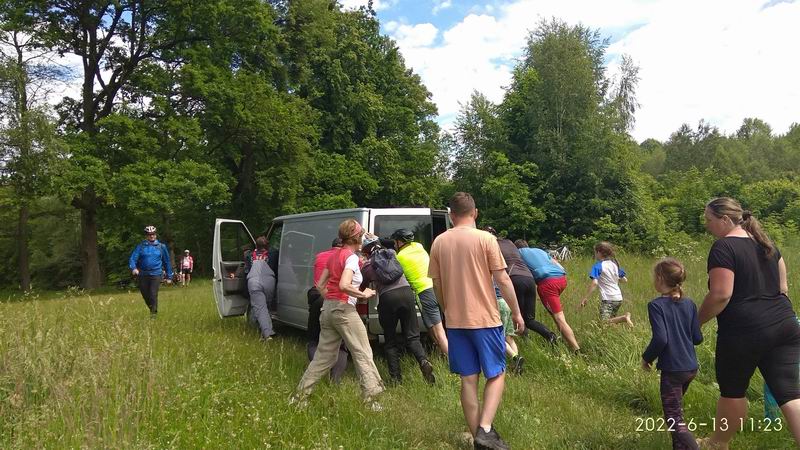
[390,22,439,47]
[433,0,453,14]
[388,0,800,141]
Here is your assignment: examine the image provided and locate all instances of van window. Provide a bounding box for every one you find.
[219,222,253,262]
[278,215,360,293]
[280,216,356,264]
[267,222,283,250]
[374,215,433,252]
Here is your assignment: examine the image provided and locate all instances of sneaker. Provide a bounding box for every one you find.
[474,427,509,450]
[510,355,524,375]
[367,400,384,412]
[420,359,436,384]
[547,334,559,346]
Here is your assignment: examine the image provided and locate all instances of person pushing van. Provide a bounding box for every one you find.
[393,228,449,355]
[293,219,384,411]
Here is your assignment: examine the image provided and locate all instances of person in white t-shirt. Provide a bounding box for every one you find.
[293,219,384,411]
[579,241,633,326]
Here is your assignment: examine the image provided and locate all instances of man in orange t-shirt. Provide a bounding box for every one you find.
[429,192,525,450]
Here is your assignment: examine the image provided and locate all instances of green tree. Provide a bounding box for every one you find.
[0,3,64,291]
[497,19,665,248]
[281,1,442,208]
[32,0,214,288]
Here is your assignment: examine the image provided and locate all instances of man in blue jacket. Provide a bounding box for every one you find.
[129,225,173,316]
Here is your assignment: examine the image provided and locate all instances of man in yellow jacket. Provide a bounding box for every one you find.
[392,229,448,355]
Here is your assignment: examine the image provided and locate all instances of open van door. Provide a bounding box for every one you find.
[432,209,451,243]
[212,219,256,318]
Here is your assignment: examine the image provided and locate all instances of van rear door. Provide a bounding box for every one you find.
[367,209,449,336]
[212,219,256,318]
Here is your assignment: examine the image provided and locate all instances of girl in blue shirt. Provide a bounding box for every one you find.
[642,258,703,450]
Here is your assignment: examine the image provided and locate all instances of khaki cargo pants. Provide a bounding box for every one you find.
[295,300,384,400]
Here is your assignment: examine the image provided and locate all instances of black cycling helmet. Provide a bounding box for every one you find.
[391,228,414,242]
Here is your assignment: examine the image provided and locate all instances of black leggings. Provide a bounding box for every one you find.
[138,275,161,313]
[716,317,800,405]
[378,286,428,381]
[510,275,555,341]
[660,370,699,450]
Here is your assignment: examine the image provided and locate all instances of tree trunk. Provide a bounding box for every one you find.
[79,192,102,289]
[162,214,175,274]
[17,204,31,291]
[231,143,256,218]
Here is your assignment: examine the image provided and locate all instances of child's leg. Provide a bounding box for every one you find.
[602,301,632,326]
[505,336,518,357]
[505,335,524,374]
[608,312,633,326]
[661,371,699,450]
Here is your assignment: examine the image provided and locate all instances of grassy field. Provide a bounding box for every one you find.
[1,247,799,449]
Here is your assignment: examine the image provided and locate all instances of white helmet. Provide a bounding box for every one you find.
[144,225,157,234]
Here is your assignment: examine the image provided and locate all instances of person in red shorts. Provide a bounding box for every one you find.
[515,240,581,353]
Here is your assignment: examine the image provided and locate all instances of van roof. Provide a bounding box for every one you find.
[272,207,442,223]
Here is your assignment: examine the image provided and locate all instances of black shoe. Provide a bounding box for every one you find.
[420,359,436,384]
[547,334,559,346]
[474,427,509,450]
[510,355,524,375]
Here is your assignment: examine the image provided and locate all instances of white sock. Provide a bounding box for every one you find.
[481,425,491,433]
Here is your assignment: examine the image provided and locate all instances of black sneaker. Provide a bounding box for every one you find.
[547,334,559,346]
[420,359,436,384]
[474,427,509,450]
[510,355,524,375]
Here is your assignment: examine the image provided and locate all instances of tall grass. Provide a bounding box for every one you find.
[1,243,798,448]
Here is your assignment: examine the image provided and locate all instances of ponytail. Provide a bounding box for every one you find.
[741,210,775,258]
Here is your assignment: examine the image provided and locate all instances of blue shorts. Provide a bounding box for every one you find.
[447,326,506,378]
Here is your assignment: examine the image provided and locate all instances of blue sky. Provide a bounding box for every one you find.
[341,0,800,142]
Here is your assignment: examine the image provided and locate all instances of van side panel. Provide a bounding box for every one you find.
[275,211,367,329]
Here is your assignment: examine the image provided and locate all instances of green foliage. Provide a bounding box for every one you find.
[478,152,545,238]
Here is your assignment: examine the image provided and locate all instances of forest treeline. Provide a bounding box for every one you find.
[1,1,798,290]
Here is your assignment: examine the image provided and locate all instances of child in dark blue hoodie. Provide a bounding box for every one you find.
[642,258,703,450]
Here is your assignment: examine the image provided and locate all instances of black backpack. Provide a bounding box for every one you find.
[371,248,404,284]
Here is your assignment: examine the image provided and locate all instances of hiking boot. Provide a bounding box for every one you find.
[420,359,436,384]
[474,427,509,450]
[510,355,524,375]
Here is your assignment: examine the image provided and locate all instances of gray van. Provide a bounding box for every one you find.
[212,208,451,338]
